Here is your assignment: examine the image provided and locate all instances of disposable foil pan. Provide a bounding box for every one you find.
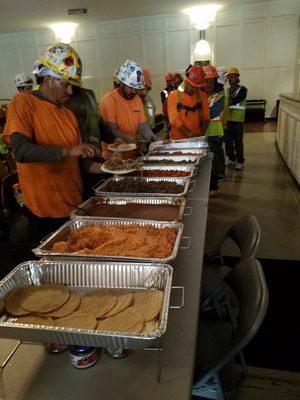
[129,164,196,178]
[70,196,187,221]
[93,176,191,197]
[158,138,209,150]
[0,261,173,349]
[33,218,184,263]
[141,155,200,166]
[148,148,207,157]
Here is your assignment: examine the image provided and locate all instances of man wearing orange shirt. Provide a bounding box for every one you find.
[3,43,97,237]
[167,65,210,140]
[100,60,157,159]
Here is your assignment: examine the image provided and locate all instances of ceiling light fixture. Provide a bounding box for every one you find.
[50,22,78,44]
[68,8,87,15]
[183,4,222,30]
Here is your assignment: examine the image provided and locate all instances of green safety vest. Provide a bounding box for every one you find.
[205,92,224,137]
[144,95,156,129]
[226,87,246,123]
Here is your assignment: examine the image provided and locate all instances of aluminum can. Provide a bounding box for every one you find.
[45,343,68,353]
[106,348,128,359]
[70,345,100,369]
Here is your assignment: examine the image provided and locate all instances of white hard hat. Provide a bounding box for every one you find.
[115,60,144,90]
[14,73,33,88]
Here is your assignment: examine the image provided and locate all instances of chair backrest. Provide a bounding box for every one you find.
[198,258,269,383]
[226,215,261,260]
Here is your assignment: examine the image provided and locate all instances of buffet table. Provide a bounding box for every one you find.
[277,94,300,185]
[0,156,212,400]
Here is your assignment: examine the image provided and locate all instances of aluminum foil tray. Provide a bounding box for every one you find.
[130,164,196,178]
[148,149,207,157]
[159,138,208,150]
[0,261,172,349]
[93,176,191,197]
[33,218,184,263]
[70,196,187,221]
[141,155,200,166]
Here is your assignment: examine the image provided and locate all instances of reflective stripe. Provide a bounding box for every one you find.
[229,104,246,110]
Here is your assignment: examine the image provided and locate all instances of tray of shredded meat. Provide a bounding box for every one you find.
[0,260,173,349]
[128,164,196,178]
[33,218,185,263]
[70,196,187,221]
[148,149,207,157]
[93,176,191,197]
[141,155,200,166]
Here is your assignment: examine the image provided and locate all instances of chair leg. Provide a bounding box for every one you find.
[192,373,225,399]
[238,350,248,377]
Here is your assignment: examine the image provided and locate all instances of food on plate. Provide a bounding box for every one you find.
[50,224,177,259]
[102,177,184,194]
[103,153,138,171]
[109,142,137,151]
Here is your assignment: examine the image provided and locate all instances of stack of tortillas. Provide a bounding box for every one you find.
[3,285,163,334]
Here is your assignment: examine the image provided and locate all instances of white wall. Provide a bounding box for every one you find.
[0,0,299,116]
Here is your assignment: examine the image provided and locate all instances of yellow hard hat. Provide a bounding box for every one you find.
[227,67,240,76]
[35,43,82,86]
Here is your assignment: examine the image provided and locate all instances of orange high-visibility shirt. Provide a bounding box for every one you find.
[167,89,210,140]
[3,92,83,218]
[99,89,146,159]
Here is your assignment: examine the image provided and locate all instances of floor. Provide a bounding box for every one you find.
[204,122,300,399]
[205,131,300,260]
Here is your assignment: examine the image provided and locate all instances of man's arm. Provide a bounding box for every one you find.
[230,86,247,105]
[11,132,95,163]
[103,123,135,144]
[137,122,158,142]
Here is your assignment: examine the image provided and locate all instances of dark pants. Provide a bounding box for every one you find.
[23,207,69,244]
[224,122,245,164]
[208,136,225,191]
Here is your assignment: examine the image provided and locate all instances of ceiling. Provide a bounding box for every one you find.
[0,0,262,34]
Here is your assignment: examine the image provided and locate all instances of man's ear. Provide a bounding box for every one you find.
[43,75,52,87]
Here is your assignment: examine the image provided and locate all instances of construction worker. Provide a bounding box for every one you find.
[224,67,248,170]
[167,65,210,140]
[14,73,34,92]
[160,73,174,137]
[203,65,226,196]
[136,69,156,153]
[100,60,157,159]
[136,69,156,129]
[3,43,98,238]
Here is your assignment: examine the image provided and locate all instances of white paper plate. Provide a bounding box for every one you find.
[108,143,137,152]
[101,164,137,175]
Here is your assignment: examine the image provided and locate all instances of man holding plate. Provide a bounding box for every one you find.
[100,60,158,160]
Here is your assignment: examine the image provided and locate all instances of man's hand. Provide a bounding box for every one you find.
[64,144,96,159]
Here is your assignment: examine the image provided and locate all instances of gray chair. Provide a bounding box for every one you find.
[201,215,261,307]
[193,258,269,399]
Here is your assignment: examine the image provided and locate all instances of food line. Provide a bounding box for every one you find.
[0,146,212,400]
